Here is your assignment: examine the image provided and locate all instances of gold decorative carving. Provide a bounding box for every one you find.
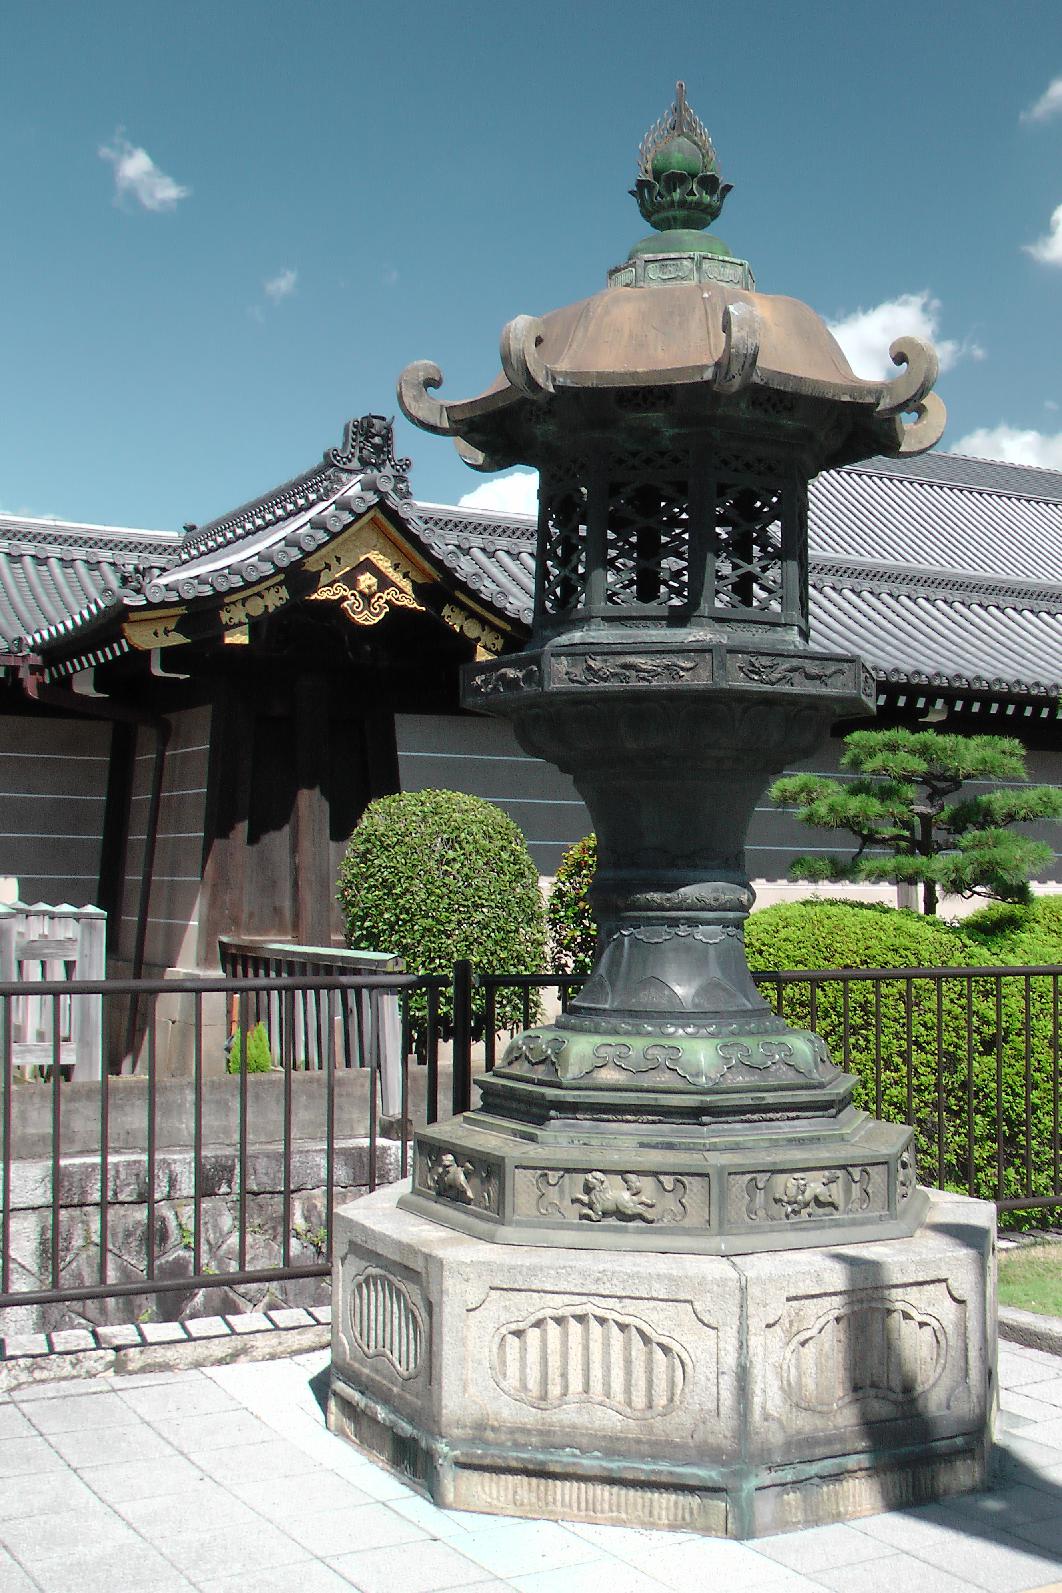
[348,1266,424,1379]
[440,602,504,656]
[123,609,186,650]
[310,554,423,627]
[492,1302,689,1417]
[304,511,430,587]
[220,578,288,628]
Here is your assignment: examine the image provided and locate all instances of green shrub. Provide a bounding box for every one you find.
[745,900,1058,1226]
[336,790,547,1041]
[227,1021,274,1073]
[547,834,598,973]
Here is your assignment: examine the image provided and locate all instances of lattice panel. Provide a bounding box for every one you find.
[711,482,785,612]
[541,481,589,613]
[605,450,690,607]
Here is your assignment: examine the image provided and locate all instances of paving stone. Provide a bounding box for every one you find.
[0,1503,134,1564]
[142,1520,313,1582]
[310,1305,332,1324]
[157,1408,277,1454]
[266,1307,314,1329]
[0,1408,34,1441]
[0,1436,68,1477]
[226,1312,271,1335]
[22,1390,140,1434]
[452,1520,604,1580]
[851,1505,1062,1591]
[47,1421,176,1468]
[199,1566,358,1593]
[812,1554,989,1593]
[117,1380,239,1420]
[138,1322,187,1345]
[281,1500,429,1556]
[0,1547,44,1592]
[46,1330,96,1354]
[0,1334,48,1358]
[24,1538,197,1592]
[183,1316,231,1339]
[507,1558,684,1593]
[80,1453,210,1504]
[328,1537,507,1593]
[95,1324,142,1349]
[753,1521,896,1573]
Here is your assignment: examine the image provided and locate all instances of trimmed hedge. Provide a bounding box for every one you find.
[547,834,598,974]
[337,789,547,1039]
[746,900,1059,1226]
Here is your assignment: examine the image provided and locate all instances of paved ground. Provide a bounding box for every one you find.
[1,1342,1062,1593]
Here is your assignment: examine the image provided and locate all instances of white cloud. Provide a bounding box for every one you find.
[826,291,980,381]
[1025,203,1062,265]
[1022,77,1062,123]
[954,424,1062,470]
[458,471,539,516]
[98,131,189,212]
[263,267,297,304]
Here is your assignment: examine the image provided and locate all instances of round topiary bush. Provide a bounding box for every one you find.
[745,899,1057,1225]
[337,789,547,1040]
[547,833,598,973]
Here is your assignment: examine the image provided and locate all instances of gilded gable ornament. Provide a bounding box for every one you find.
[309,553,423,627]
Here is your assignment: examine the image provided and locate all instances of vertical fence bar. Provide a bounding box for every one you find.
[282,986,294,1266]
[935,977,945,1190]
[1,997,11,1294]
[325,988,336,1259]
[99,1002,111,1289]
[426,984,440,1126]
[995,978,1004,1201]
[357,987,376,1192]
[1054,973,1060,1199]
[904,977,914,1126]
[522,985,531,1031]
[50,994,62,1289]
[809,977,818,1035]
[1025,974,1034,1197]
[193,990,203,1278]
[238,989,249,1272]
[400,998,412,1179]
[146,994,157,1283]
[841,980,851,1071]
[484,985,497,1072]
[874,981,883,1119]
[452,960,473,1117]
[966,975,975,1198]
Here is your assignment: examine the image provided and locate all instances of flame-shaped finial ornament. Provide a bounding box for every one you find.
[631,81,732,235]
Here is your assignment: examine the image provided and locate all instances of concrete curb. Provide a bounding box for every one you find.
[999,1304,1062,1357]
[0,1305,331,1391]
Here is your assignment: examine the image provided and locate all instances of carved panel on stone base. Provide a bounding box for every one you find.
[334,1247,431,1399]
[515,1168,708,1227]
[731,1164,887,1228]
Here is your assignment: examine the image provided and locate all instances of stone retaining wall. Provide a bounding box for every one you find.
[2,1137,402,1337]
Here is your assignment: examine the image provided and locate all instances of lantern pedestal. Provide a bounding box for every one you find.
[329,1182,995,1539]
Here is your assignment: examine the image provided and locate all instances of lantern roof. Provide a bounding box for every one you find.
[398,85,946,474]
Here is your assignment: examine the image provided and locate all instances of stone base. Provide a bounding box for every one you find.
[328,1183,996,1539]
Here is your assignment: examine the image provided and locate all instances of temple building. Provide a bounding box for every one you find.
[1,414,1060,981]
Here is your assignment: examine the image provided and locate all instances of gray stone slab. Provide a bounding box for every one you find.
[198,1567,361,1593]
[446,1521,606,1579]
[117,1379,239,1420]
[812,1554,990,1593]
[753,1521,897,1573]
[328,1538,514,1593]
[0,1408,34,1441]
[222,1469,376,1520]
[46,1421,176,1468]
[0,1469,97,1520]
[0,1503,134,1565]
[266,1307,314,1329]
[182,1316,231,1340]
[95,1324,142,1349]
[140,1521,314,1582]
[851,1505,1062,1591]
[184,1436,328,1485]
[226,1312,271,1334]
[1,1334,48,1358]
[282,1502,430,1557]
[148,1408,276,1454]
[21,1390,140,1434]
[46,1329,96,1354]
[79,1453,210,1504]
[505,1560,683,1593]
[138,1322,187,1345]
[0,1547,47,1593]
[25,1539,198,1593]
[0,1435,68,1477]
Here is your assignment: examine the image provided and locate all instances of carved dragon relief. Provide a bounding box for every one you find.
[532,1169,690,1225]
[418,1150,499,1213]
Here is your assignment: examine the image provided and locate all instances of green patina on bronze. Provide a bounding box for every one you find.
[394,78,947,1254]
[628,81,733,258]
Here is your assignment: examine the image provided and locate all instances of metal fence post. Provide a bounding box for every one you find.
[452,959,474,1116]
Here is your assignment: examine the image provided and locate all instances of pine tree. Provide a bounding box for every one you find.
[770,728,1062,915]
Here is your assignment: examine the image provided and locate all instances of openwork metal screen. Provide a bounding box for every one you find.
[710,479,785,613]
[540,471,589,614]
[605,448,689,607]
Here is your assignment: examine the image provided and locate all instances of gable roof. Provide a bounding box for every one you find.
[1,434,1060,707]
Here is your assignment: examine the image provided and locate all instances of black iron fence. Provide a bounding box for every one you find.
[0,959,1059,1325]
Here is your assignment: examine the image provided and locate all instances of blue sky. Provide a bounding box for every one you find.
[3,0,1062,529]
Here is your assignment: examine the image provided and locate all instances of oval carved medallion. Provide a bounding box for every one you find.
[492,1303,689,1418]
[349,1267,424,1380]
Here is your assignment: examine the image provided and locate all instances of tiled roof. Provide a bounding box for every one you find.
[2,447,1060,703]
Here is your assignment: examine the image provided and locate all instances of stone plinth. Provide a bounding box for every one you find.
[328,1181,996,1539]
